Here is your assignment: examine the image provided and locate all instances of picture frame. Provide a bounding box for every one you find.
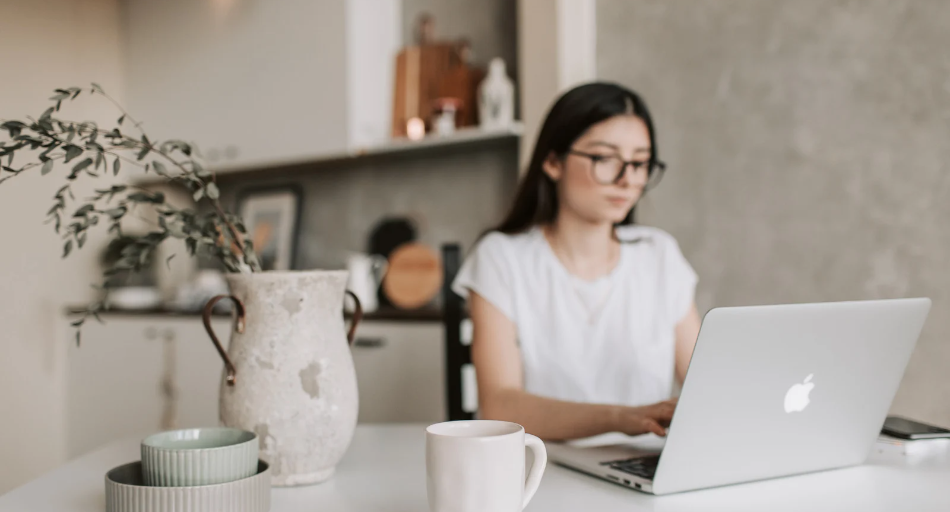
[236,186,303,271]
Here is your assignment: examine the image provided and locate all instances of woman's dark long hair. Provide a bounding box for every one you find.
[494,82,658,234]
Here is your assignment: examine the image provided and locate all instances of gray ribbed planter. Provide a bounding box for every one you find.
[105,461,270,512]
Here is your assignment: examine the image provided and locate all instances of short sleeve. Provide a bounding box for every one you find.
[660,233,698,323]
[451,233,515,321]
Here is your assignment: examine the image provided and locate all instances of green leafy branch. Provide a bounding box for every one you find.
[0,84,262,344]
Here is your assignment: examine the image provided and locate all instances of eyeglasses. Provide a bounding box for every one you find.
[567,149,667,189]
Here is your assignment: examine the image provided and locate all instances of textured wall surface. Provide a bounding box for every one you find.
[598,0,950,425]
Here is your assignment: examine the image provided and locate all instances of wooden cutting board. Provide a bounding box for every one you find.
[392,43,454,137]
[383,243,442,309]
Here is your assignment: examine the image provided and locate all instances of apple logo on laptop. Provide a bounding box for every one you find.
[784,374,814,413]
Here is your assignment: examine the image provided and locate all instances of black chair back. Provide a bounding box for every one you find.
[442,244,475,421]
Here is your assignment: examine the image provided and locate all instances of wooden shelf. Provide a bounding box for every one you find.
[321,122,523,162]
[135,123,522,186]
[66,305,445,323]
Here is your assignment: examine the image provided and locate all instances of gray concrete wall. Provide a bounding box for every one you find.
[219,142,519,270]
[597,0,950,425]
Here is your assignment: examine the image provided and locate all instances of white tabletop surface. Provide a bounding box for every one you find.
[2,424,949,512]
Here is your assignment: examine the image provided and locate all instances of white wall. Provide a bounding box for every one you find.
[346,0,401,149]
[123,0,350,168]
[0,0,123,493]
[517,0,596,166]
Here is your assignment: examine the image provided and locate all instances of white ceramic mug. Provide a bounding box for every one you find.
[426,420,547,512]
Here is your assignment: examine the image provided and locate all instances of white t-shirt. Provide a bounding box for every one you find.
[452,225,697,407]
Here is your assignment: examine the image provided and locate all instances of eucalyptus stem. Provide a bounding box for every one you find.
[91,83,145,134]
[0,84,264,343]
[144,141,251,269]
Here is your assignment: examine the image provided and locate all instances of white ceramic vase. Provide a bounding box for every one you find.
[202,270,362,487]
[478,57,515,131]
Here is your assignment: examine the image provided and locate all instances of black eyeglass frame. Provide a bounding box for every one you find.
[566,149,667,189]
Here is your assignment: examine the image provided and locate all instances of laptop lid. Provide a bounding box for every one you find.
[652,298,931,495]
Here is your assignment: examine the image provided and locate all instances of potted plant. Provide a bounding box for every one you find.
[0,85,361,486]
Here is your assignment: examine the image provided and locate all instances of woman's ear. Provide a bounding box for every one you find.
[542,153,563,182]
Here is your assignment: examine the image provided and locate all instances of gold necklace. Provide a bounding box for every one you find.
[546,229,620,325]
[570,277,615,325]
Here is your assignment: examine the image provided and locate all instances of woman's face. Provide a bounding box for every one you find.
[543,114,651,225]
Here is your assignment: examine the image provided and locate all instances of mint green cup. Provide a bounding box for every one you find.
[141,427,259,487]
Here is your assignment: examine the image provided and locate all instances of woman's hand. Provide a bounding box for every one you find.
[613,399,678,437]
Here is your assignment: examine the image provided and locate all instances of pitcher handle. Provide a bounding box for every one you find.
[345,290,363,345]
[202,295,245,386]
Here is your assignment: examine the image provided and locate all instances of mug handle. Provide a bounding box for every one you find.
[371,254,389,282]
[522,434,547,510]
[345,290,363,345]
[202,295,245,386]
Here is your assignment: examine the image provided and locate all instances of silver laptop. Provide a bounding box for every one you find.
[548,298,931,495]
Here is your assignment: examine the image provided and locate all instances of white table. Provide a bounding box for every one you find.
[2,425,949,512]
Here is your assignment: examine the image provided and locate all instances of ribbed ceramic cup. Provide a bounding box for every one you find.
[106,461,270,512]
[141,427,258,487]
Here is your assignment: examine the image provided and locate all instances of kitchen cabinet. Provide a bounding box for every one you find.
[350,322,445,423]
[66,315,444,457]
[123,0,400,172]
[66,316,228,458]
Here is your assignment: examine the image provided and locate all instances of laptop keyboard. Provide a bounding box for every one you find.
[601,455,661,480]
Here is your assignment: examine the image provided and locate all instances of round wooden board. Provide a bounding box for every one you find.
[382,243,442,309]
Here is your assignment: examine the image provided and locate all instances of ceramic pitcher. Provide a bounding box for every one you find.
[202,270,362,486]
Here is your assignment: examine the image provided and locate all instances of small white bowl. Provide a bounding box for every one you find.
[107,286,163,310]
[141,427,258,487]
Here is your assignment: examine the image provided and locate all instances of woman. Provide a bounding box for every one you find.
[452,82,701,441]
